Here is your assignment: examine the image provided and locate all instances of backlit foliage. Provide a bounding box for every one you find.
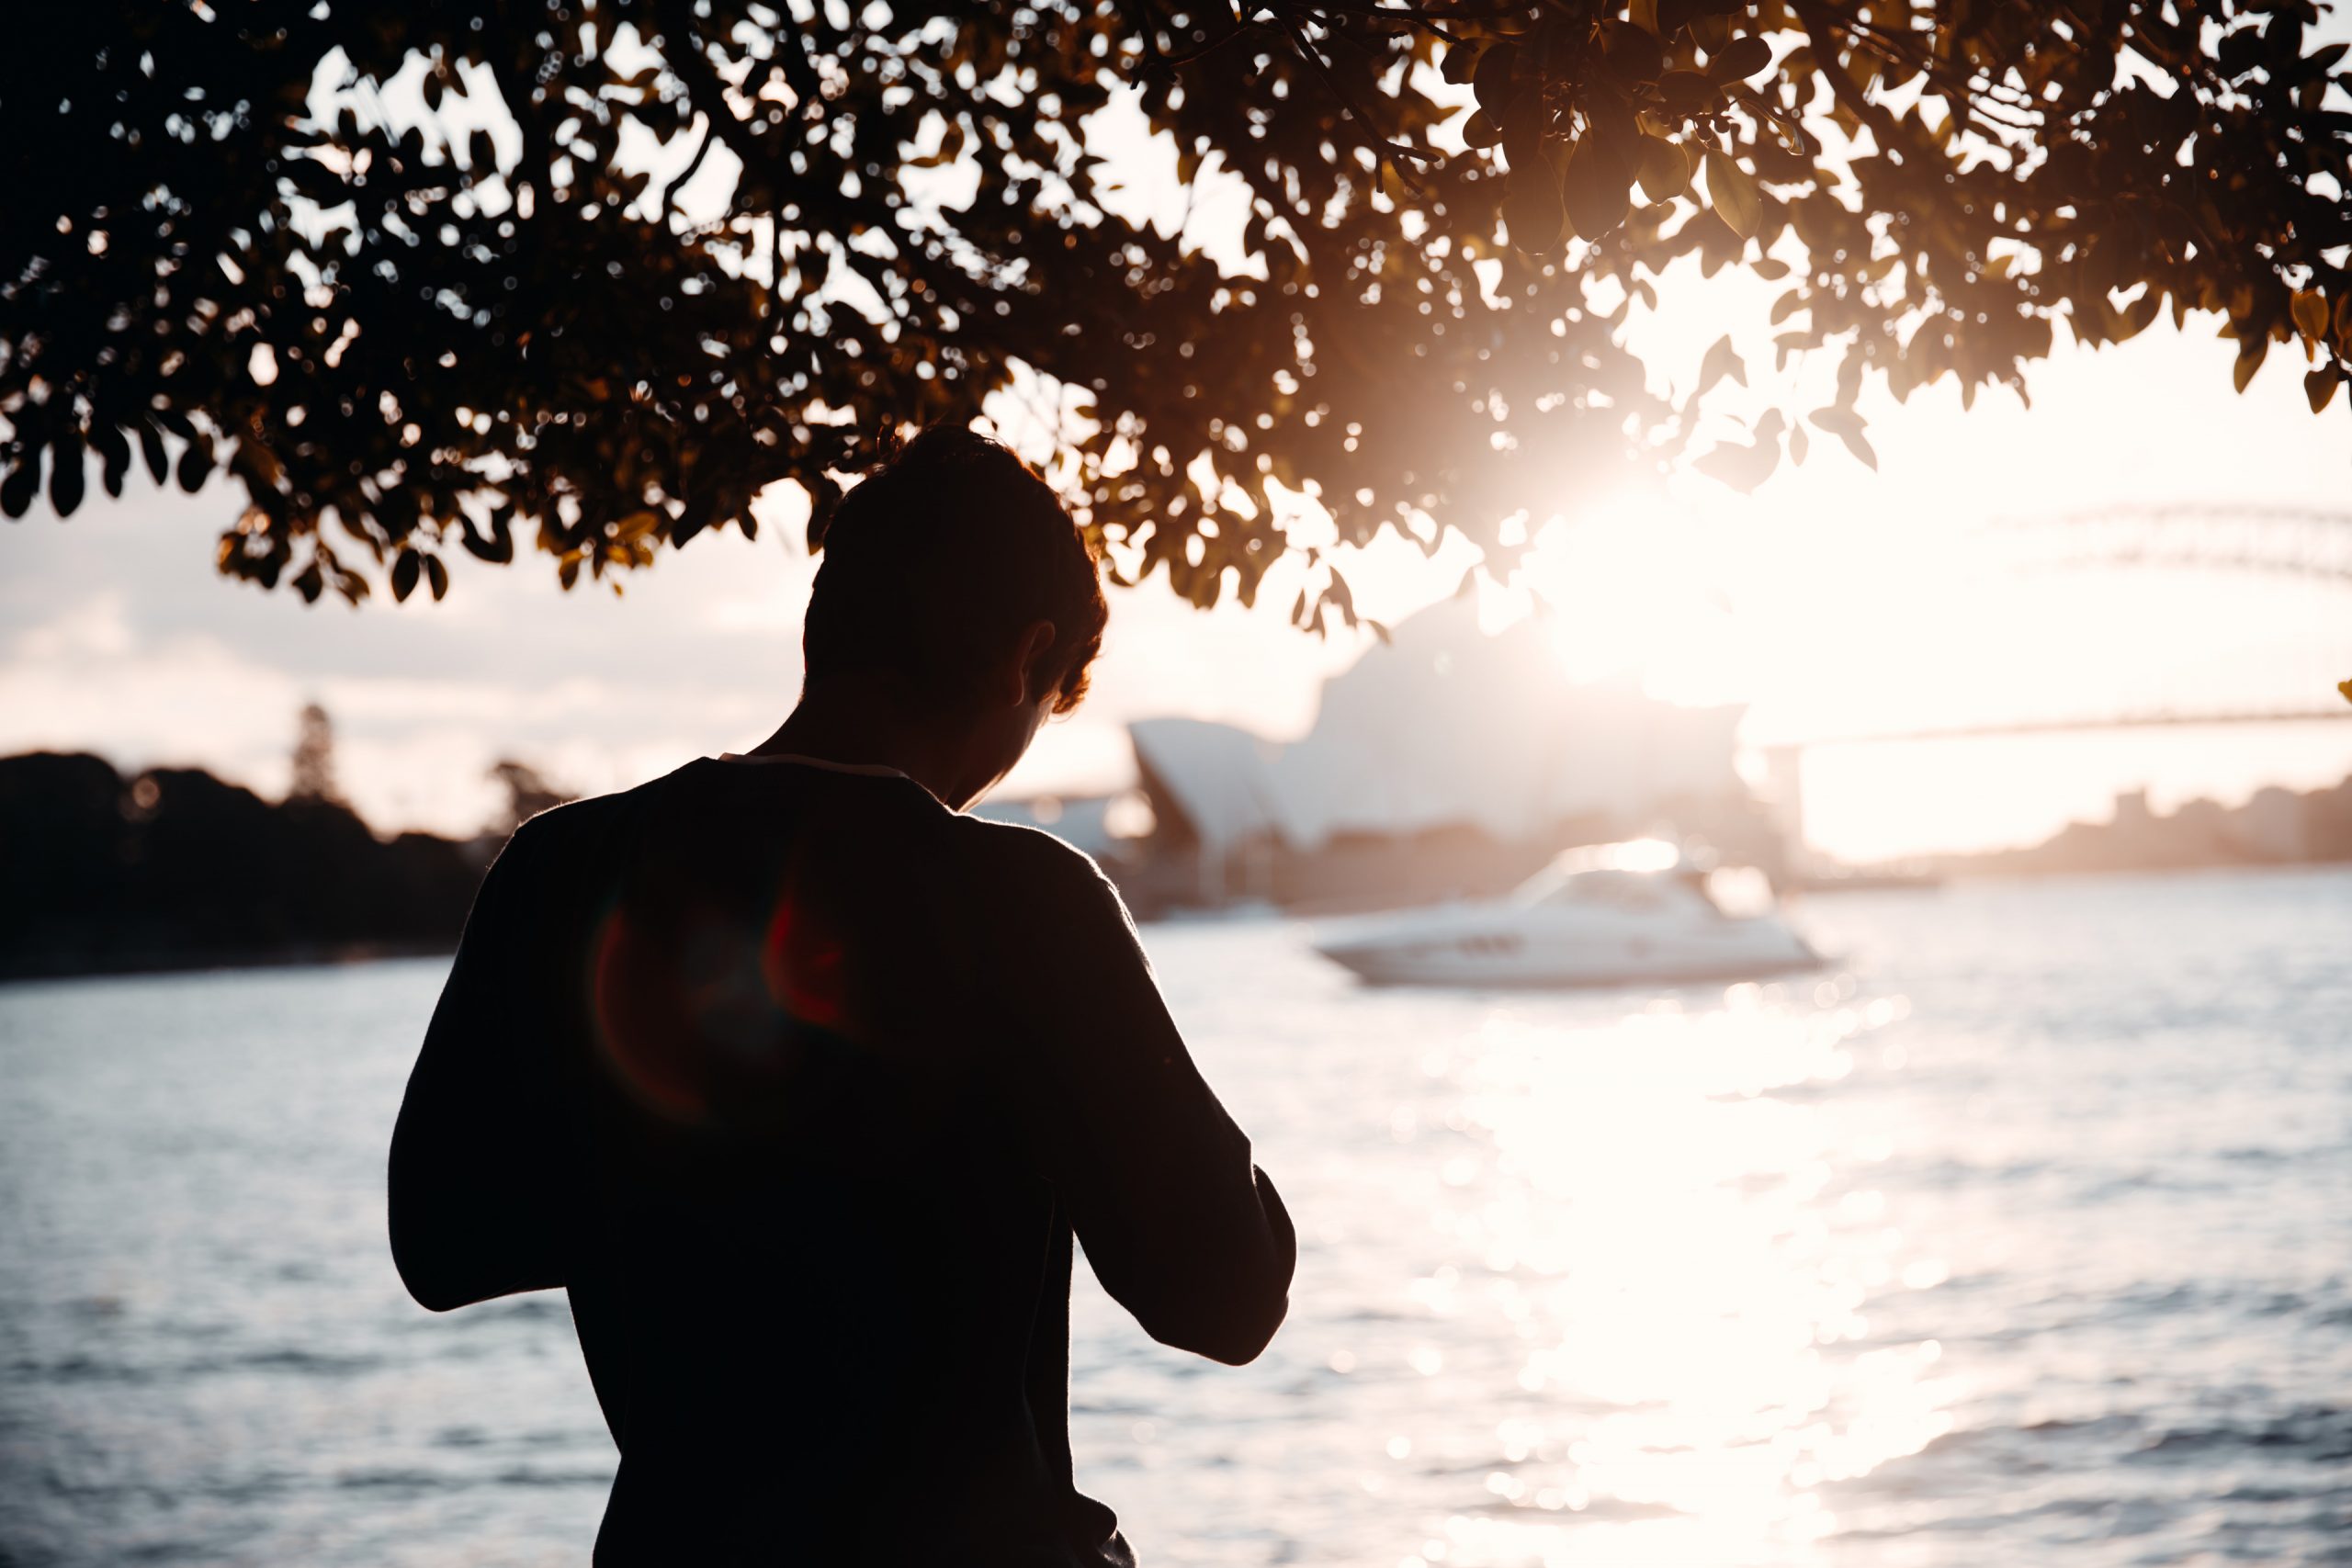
[3,2,2348,622]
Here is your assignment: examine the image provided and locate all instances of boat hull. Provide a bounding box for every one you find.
[1315,939,1823,989]
[1314,908,1822,990]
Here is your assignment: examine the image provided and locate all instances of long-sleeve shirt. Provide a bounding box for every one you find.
[388,754,1295,1565]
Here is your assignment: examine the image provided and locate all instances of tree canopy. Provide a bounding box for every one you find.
[4,1,2349,625]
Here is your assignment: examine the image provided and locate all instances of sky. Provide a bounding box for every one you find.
[6,71,2351,865]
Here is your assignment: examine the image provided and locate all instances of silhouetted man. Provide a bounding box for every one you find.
[388,427,1295,1564]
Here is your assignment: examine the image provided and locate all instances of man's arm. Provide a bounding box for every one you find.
[388,823,569,1311]
[989,829,1295,1366]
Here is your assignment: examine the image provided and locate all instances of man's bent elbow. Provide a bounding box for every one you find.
[387,1177,502,1313]
[1143,1284,1291,1366]
[388,1219,470,1314]
[1203,1294,1291,1366]
[400,1273,473,1314]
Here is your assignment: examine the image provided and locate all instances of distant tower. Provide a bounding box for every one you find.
[289,702,340,802]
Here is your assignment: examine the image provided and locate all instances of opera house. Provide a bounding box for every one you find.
[985,597,1786,917]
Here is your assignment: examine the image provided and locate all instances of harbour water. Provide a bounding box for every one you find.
[1,867,2346,1566]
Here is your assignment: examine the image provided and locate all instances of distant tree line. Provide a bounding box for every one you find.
[0,695,583,981]
[0,751,485,982]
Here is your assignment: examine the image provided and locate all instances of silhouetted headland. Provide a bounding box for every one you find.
[0,751,484,982]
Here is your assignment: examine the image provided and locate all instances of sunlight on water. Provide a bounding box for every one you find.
[1364,991,1951,1567]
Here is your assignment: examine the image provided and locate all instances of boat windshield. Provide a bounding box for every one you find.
[1509,843,1771,919]
[1510,864,1690,912]
[1508,838,1677,895]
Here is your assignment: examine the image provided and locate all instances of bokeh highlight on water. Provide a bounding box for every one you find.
[2,867,2347,1566]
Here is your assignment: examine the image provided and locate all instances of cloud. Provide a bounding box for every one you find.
[0,594,306,796]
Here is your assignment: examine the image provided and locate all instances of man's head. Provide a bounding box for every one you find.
[800,425,1106,793]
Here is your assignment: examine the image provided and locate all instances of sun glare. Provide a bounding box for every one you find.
[1515,498,1754,708]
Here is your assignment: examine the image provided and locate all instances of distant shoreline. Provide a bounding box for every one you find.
[0,941,458,988]
[13,860,2348,987]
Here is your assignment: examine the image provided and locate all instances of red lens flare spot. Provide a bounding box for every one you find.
[590,906,711,1121]
[761,892,846,1030]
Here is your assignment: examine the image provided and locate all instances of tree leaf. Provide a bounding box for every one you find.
[1323,567,1355,625]
[1599,20,1665,86]
[48,432,85,518]
[1634,135,1690,202]
[1498,92,1546,172]
[2233,340,2267,393]
[424,554,450,601]
[283,157,346,207]
[93,423,130,498]
[1503,162,1566,254]
[1473,44,1520,117]
[175,437,210,495]
[1694,438,1779,492]
[2290,289,2329,344]
[2308,367,2340,414]
[0,452,40,519]
[1704,149,1761,239]
[137,422,169,486]
[1696,333,1747,398]
[390,549,422,603]
[1710,35,1773,81]
[1561,139,1633,240]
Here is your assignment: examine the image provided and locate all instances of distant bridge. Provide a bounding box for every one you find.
[1750,504,2352,856]
[1771,503,2352,748]
[1796,703,2352,750]
[1979,503,2352,582]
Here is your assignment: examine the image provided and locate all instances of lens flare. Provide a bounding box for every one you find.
[588,871,857,1125]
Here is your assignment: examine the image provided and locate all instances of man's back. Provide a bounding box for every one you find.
[390,755,1295,1564]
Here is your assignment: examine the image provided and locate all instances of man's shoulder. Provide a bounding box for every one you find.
[488,767,689,881]
[501,783,636,853]
[947,811,1122,907]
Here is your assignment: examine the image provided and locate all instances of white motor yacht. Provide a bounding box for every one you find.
[1312,840,1822,989]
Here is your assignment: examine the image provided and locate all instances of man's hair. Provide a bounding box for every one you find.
[802,425,1106,715]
